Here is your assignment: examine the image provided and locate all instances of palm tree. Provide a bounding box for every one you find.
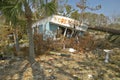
[36,0,57,18]
[23,0,57,63]
[0,0,45,79]
[0,0,58,58]
[0,0,40,62]
[0,1,20,54]
[0,0,57,57]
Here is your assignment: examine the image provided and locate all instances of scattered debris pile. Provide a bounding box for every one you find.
[34,32,113,55]
[0,47,120,80]
[0,29,119,80]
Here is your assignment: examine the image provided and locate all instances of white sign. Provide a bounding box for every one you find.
[51,15,79,28]
[50,15,88,31]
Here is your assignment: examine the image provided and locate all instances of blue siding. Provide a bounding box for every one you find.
[49,23,59,32]
[37,22,59,33]
[38,25,43,33]
[37,22,59,40]
[45,22,50,30]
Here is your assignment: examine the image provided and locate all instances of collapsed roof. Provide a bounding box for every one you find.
[32,15,88,32]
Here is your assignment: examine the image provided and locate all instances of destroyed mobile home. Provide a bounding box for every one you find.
[32,15,88,40]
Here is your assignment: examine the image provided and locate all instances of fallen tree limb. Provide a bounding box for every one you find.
[88,26,120,35]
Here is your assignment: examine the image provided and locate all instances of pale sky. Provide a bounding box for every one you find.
[68,0,120,17]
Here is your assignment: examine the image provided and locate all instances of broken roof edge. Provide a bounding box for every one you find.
[32,15,79,27]
[32,15,54,27]
[32,15,88,31]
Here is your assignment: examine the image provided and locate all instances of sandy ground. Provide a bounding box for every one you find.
[0,48,120,80]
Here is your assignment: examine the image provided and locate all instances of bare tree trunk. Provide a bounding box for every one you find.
[24,1,35,63]
[27,20,35,63]
[24,1,46,80]
[13,28,20,54]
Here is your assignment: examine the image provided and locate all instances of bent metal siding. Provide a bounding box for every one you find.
[32,15,88,32]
